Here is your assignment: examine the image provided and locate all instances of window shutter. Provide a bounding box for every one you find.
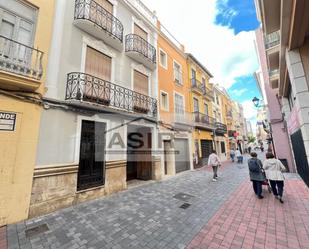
[85,46,111,81]
[134,70,148,95]
[134,24,148,41]
[97,0,113,14]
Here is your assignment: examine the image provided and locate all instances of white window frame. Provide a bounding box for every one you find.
[174,91,185,116]
[160,90,169,111]
[173,59,183,85]
[159,48,168,69]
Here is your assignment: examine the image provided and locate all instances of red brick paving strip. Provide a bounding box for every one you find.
[186,179,309,249]
[0,226,7,249]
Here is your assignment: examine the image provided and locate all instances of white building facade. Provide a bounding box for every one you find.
[30,0,161,217]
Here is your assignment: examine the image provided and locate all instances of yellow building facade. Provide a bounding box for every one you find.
[0,0,55,225]
[186,54,214,167]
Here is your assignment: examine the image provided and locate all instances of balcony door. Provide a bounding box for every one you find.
[0,5,36,67]
[191,69,196,86]
[193,97,199,122]
[133,70,149,112]
[96,0,113,14]
[84,46,111,103]
[175,93,185,122]
[134,23,148,41]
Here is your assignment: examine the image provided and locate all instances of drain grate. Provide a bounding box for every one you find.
[25,224,49,238]
[173,192,194,202]
[179,203,191,209]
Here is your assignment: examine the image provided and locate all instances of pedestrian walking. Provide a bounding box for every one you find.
[208,150,221,182]
[248,152,266,199]
[248,146,252,154]
[235,148,243,163]
[263,152,286,203]
[230,148,235,162]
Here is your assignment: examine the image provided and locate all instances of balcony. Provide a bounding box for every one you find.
[191,78,206,95]
[0,35,43,91]
[265,31,280,49]
[203,86,214,101]
[215,122,227,134]
[193,112,215,130]
[258,0,280,35]
[173,112,194,130]
[269,69,279,89]
[65,72,157,118]
[125,34,156,70]
[74,0,123,51]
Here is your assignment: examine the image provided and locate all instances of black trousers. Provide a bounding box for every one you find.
[252,180,263,196]
[269,180,284,197]
[212,166,218,179]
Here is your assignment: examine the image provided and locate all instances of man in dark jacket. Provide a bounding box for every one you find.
[248,152,266,199]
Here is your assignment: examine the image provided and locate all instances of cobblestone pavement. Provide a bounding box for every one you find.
[6,158,249,249]
[4,154,309,249]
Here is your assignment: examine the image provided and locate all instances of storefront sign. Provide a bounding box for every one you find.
[0,112,16,131]
[287,107,300,134]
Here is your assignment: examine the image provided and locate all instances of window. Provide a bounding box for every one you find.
[134,23,147,40]
[204,103,208,115]
[84,46,112,101]
[193,97,199,113]
[159,49,167,69]
[96,0,113,14]
[85,46,112,81]
[191,68,196,86]
[160,91,169,111]
[134,70,149,95]
[173,61,182,85]
[0,2,37,63]
[216,95,220,105]
[0,2,37,46]
[174,93,184,116]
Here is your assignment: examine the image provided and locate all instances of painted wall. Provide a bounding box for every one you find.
[255,28,295,171]
[0,0,55,225]
[157,27,189,124]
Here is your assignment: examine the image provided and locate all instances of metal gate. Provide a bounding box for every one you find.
[291,129,309,187]
[77,120,105,191]
[174,138,190,173]
[201,140,213,165]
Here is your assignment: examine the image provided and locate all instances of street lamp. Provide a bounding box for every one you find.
[251,97,277,157]
[252,96,265,108]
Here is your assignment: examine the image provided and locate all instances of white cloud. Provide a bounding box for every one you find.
[230,88,248,97]
[142,0,259,89]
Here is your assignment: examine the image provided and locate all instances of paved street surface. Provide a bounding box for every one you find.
[3,155,309,249]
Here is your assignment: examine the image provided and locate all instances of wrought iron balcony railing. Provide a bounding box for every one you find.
[0,35,43,80]
[269,69,279,77]
[74,0,123,42]
[215,122,227,134]
[191,78,206,94]
[125,34,156,65]
[65,72,157,117]
[265,31,280,49]
[194,112,215,127]
[204,85,214,100]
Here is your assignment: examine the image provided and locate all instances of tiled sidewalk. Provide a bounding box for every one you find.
[186,178,309,249]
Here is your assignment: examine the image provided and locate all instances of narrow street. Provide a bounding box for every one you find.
[2,154,309,249]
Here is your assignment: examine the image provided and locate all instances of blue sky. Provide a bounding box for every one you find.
[215,0,261,104]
